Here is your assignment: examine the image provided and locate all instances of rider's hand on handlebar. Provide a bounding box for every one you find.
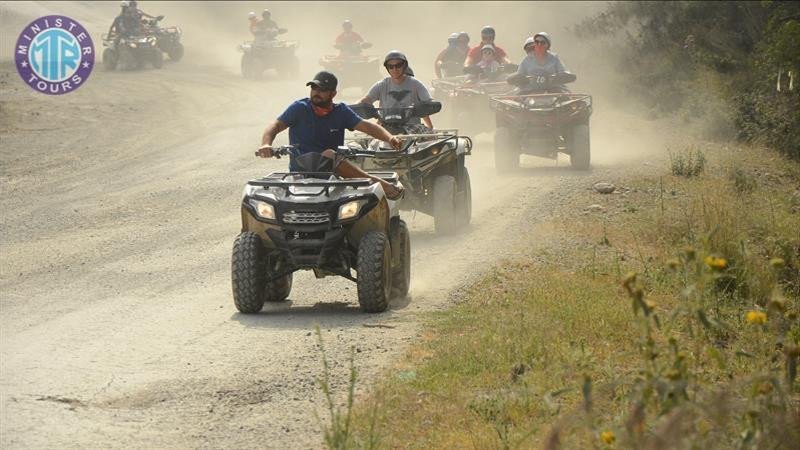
[388,136,402,150]
[256,144,275,158]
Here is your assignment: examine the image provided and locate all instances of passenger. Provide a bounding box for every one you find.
[515,32,573,92]
[465,26,510,67]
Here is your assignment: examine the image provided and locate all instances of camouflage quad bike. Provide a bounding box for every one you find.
[142,15,184,61]
[101,32,163,70]
[319,42,379,89]
[346,101,473,235]
[430,65,517,135]
[490,72,592,171]
[238,28,300,79]
[232,146,409,314]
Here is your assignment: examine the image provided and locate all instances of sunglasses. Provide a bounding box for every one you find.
[534,40,547,45]
[386,63,405,70]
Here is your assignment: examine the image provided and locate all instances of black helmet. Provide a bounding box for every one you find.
[262,9,271,18]
[383,50,408,67]
[343,19,353,30]
[481,25,495,37]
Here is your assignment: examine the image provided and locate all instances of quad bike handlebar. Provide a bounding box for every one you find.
[507,71,577,88]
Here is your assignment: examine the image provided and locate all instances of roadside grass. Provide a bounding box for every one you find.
[327,143,799,449]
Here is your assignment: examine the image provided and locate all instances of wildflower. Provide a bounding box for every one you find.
[704,256,728,271]
[745,310,767,324]
[769,257,785,269]
[601,430,616,444]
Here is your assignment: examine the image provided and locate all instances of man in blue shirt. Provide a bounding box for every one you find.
[257,71,404,199]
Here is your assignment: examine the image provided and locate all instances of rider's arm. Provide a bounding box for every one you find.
[354,121,401,149]
[257,119,289,157]
[359,80,382,104]
[434,48,447,78]
[138,9,156,19]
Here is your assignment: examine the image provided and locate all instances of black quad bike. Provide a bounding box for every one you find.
[101,33,163,70]
[232,146,409,314]
[345,101,473,235]
[490,72,592,171]
[142,15,184,61]
[430,64,517,135]
[238,28,300,79]
[319,42,379,89]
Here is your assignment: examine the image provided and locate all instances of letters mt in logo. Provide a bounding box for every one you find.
[14,15,95,95]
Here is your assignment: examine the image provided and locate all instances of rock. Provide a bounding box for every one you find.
[593,182,616,194]
[586,204,605,212]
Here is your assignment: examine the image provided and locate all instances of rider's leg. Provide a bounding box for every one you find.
[321,149,403,200]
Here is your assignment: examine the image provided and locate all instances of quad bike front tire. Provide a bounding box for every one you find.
[151,48,163,69]
[231,232,267,313]
[390,219,411,298]
[456,166,472,228]
[167,42,184,61]
[241,53,260,79]
[433,175,457,235]
[494,127,520,171]
[102,48,118,71]
[264,272,292,302]
[357,231,392,313]
[568,123,591,170]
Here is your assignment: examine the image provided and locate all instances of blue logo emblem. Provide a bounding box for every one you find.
[14,15,94,95]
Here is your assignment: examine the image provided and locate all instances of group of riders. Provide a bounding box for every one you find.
[107,0,160,40]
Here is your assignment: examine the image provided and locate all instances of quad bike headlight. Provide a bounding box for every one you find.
[337,200,362,220]
[249,199,275,220]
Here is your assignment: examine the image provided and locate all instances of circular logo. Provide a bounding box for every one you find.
[14,15,94,95]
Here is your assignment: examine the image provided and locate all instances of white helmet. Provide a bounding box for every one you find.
[120,0,130,7]
[248,11,256,19]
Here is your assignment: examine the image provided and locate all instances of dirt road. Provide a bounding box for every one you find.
[0,26,662,449]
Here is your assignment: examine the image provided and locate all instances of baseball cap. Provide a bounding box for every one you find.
[306,71,338,91]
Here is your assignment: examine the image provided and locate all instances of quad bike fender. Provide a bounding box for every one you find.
[348,198,390,248]
[240,207,283,248]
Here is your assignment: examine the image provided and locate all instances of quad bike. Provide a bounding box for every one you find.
[142,15,184,61]
[238,28,300,79]
[232,145,409,314]
[319,42,380,89]
[490,72,592,170]
[430,64,517,135]
[101,32,163,70]
[438,60,465,79]
[345,101,473,235]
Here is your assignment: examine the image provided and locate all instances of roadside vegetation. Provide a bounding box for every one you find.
[322,142,800,449]
[576,1,800,159]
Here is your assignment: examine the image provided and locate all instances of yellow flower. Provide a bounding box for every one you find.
[704,256,728,270]
[745,310,767,324]
[601,430,616,444]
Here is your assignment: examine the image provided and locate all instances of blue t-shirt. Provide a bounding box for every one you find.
[277,98,363,171]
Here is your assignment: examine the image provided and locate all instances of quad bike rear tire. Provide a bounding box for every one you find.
[390,219,411,298]
[151,48,163,69]
[357,231,392,313]
[456,166,472,228]
[103,48,118,71]
[568,124,591,170]
[264,272,292,302]
[167,43,184,61]
[494,127,519,171]
[433,175,457,234]
[231,232,267,314]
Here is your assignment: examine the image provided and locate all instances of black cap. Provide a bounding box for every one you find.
[306,71,338,91]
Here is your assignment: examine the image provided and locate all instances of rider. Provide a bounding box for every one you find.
[335,19,365,56]
[514,32,573,92]
[253,9,280,42]
[359,51,434,132]
[257,71,405,199]
[434,33,467,79]
[248,11,259,36]
[472,44,502,80]
[108,1,141,40]
[128,0,158,20]
[465,26,510,67]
